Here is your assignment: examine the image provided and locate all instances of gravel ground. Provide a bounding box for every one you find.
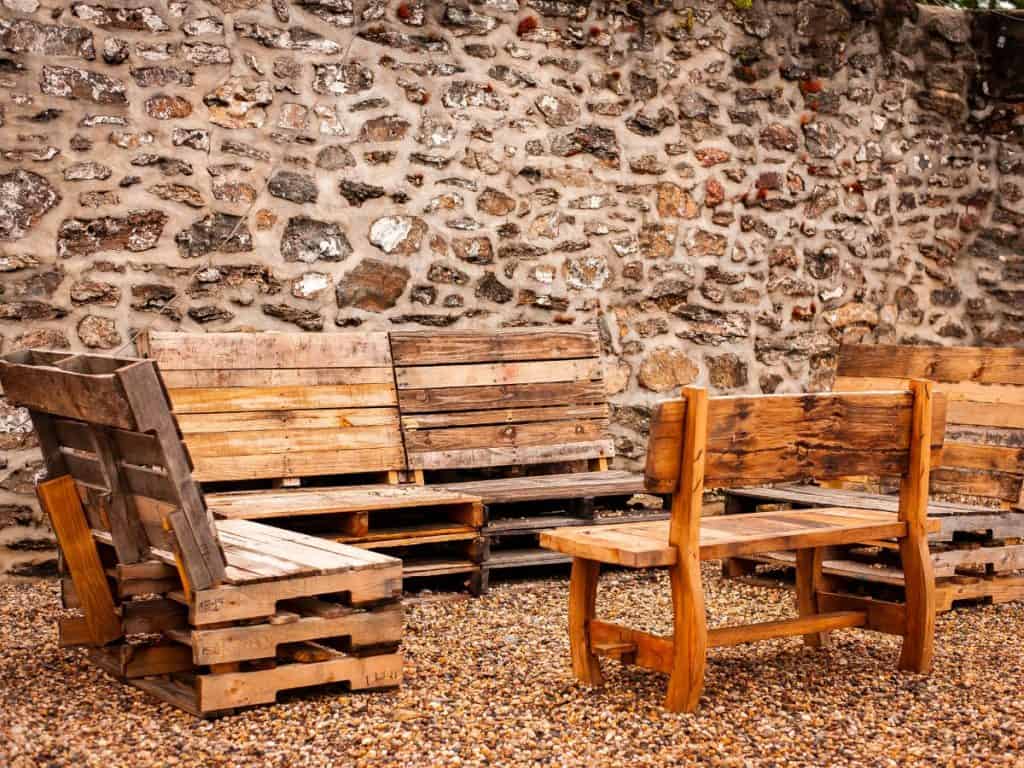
[3,565,1023,768]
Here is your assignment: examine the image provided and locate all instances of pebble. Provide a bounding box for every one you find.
[2,566,1023,767]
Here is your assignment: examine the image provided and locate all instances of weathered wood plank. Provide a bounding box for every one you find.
[191,446,407,482]
[390,329,600,365]
[168,383,397,414]
[398,381,608,413]
[407,440,614,470]
[141,331,393,370]
[175,408,398,435]
[403,419,609,453]
[54,419,168,468]
[400,404,609,429]
[185,425,401,458]
[838,344,1024,386]
[644,399,686,494]
[395,359,602,390]
[161,366,394,389]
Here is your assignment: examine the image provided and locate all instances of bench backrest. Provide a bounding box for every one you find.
[138,331,404,483]
[645,384,944,552]
[389,329,613,471]
[0,350,226,590]
[645,386,947,493]
[836,344,1024,506]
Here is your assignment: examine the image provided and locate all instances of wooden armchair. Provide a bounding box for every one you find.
[541,383,944,712]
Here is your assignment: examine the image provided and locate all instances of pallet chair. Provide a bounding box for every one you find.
[541,383,944,712]
[0,350,403,716]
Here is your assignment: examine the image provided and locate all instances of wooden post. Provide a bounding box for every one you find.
[795,547,827,648]
[568,557,603,685]
[897,379,936,673]
[665,386,708,713]
[37,475,123,646]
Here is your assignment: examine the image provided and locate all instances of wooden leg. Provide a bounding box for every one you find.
[898,531,936,672]
[665,555,706,712]
[795,548,827,648]
[568,557,603,686]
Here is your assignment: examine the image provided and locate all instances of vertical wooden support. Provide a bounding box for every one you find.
[665,386,708,713]
[88,426,148,564]
[795,547,827,648]
[37,475,123,646]
[897,378,936,673]
[568,557,603,685]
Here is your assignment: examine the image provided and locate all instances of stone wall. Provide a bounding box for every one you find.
[1,0,1022,577]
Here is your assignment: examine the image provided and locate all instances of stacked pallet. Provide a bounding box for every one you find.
[58,515,403,716]
[205,484,489,594]
[1,350,404,716]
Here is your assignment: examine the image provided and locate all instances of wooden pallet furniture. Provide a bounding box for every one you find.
[390,329,649,589]
[0,350,403,717]
[724,344,1024,611]
[540,383,945,712]
[138,331,487,591]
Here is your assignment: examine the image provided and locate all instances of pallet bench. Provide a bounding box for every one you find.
[723,344,1024,611]
[391,329,649,587]
[0,350,403,717]
[139,330,489,590]
[541,383,944,712]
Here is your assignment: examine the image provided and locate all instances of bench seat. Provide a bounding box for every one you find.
[541,507,941,568]
[435,469,645,505]
[727,483,988,518]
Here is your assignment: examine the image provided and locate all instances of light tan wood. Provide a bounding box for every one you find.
[37,475,123,646]
[191,446,407,483]
[141,331,393,370]
[168,383,397,413]
[568,558,603,685]
[176,407,398,434]
[161,366,394,389]
[896,379,936,673]
[395,359,601,389]
[666,387,708,713]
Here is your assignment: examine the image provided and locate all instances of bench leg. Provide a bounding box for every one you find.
[795,547,828,648]
[568,557,603,686]
[898,530,935,673]
[665,554,706,713]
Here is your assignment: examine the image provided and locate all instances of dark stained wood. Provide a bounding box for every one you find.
[397,381,608,413]
[838,344,1024,386]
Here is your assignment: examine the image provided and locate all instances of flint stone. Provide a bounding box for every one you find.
[57,209,167,258]
[268,171,318,204]
[313,61,373,94]
[40,65,126,103]
[204,78,273,129]
[281,216,352,263]
[0,19,95,59]
[175,212,253,258]
[369,216,427,255]
[78,315,120,348]
[335,258,410,310]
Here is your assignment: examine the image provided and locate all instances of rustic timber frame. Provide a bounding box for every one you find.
[724,344,1024,610]
[541,384,943,712]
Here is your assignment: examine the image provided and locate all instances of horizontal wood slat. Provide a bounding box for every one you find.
[403,419,609,453]
[838,344,1024,386]
[54,419,168,468]
[190,446,407,483]
[185,425,401,458]
[398,381,608,414]
[394,359,601,389]
[140,331,392,370]
[176,408,398,435]
[389,329,600,365]
[168,384,396,414]
[160,366,394,389]
[407,441,614,470]
[63,452,179,504]
[400,404,609,429]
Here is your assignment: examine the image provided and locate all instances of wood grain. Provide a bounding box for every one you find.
[390,328,600,365]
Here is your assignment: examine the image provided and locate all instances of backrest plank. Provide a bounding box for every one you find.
[140,331,404,482]
[837,344,1024,505]
[391,328,613,471]
[645,390,946,492]
[0,351,227,590]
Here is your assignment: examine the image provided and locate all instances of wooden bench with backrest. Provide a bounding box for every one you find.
[725,344,1024,609]
[0,349,403,716]
[137,331,486,582]
[540,383,944,712]
[389,328,649,577]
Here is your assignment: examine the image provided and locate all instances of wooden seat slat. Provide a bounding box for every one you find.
[437,470,645,504]
[542,507,932,567]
